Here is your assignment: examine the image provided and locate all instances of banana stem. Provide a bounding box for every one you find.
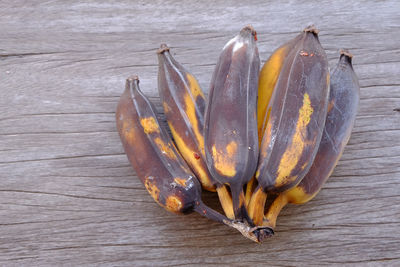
[262,193,288,229]
[248,186,267,225]
[216,185,235,219]
[193,201,229,224]
[194,200,269,243]
[230,185,252,223]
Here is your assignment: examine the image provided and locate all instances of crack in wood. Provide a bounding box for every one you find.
[0,189,133,203]
[0,51,66,59]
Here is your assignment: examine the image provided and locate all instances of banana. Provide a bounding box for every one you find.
[263,50,360,229]
[157,44,234,219]
[116,75,260,241]
[157,44,215,192]
[204,25,260,222]
[258,25,330,192]
[249,26,330,225]
[117,76,222,219]
[246,31,302,207]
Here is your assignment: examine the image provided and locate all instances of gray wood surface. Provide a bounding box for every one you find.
[1,1,400,266]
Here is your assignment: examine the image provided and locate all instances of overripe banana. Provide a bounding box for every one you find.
[245,30,303,206]
[116,75,222,218]
[116,75,260,241]
[157,44,215,192]
[262,50,360,229]
[157,44,234,219]
[204,25,260,222]
[249,26,330,225]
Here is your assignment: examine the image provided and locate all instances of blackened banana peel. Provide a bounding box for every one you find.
[262,50,360,229]
[249,26,330,225]
[204,25,260,223]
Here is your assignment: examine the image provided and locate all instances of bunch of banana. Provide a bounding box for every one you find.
[116,25,359,243]
[116,75,262,241]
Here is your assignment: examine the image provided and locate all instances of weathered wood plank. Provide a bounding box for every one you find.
[1,0,400,266]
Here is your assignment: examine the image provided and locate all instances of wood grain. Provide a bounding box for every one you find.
[1,1,400,266]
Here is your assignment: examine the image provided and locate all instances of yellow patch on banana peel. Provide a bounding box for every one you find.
[163,102,171,113]
[183,92,205,155]
[285,186,310,204]
[212,141,237,177]
[173,177,187,187]
[121,118,136,144]
[165,195,183,213]
[275,93,313,187]
[144,177,161,204]
[168,122,214,191]
[140,117,160,134]
[260,115,272,158]
[186,73,205,99]
[154,137,177,160]
[258,46,288,137]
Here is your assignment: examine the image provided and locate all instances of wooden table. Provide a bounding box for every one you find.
[1,1,399,266]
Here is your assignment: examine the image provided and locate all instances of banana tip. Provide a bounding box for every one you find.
[126,75,140,93]
[241,25,257,41]
[303,25,319,35]
[157,43,170,54]
[340,49,353,58]
[127,75,139,82]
